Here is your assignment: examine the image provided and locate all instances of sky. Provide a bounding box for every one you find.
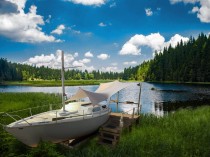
[0,0,210,72]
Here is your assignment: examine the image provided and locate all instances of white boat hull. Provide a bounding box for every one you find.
[5,113,109,147]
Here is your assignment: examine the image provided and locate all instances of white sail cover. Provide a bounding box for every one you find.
[68,80,131,104]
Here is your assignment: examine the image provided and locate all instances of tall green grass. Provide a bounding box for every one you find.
[0,92,61,112]
[0,92,62,157]
[0,93,210,157]
[66,106,210,157]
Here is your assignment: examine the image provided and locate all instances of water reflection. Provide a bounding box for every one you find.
[1,82,210,115]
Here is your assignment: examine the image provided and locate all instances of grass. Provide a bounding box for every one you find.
[0,92,63,157]
[66,106,210,157]
[2,80,112,87]
[0,93,210,157]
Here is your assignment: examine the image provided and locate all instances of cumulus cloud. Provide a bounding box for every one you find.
[24,50,75,68]
[72,58,91,67]
[123,61,137,65]
[74,52,79,57]
[145,8,153,16]
[119,33,189,55]
[51,24,65,35]
[65,0,105,6]
[165,34,189,48]
[101,66,119,72]
[84,51,94,57]
[170,0,210,23]
[97,53,110,60]
[0,0,60,43]
[119,33,165,55]
[84,66,95,72]
[24,50,94,72]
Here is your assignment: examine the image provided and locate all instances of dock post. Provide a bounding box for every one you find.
[137,83,142,115]
[116,91,119,112]
[132,108,135,119]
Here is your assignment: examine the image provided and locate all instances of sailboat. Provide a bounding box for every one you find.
[4,51,131,147]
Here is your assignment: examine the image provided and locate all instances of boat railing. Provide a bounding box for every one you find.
[0,103,62,126]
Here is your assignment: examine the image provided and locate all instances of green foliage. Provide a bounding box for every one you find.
[0,58,22,82]
[0,58,123,82]
[123,33,210,82]
[27,141,64,157]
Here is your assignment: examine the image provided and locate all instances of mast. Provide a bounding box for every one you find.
[61,51,65,112]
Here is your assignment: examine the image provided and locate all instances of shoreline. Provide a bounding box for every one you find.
[0,80,112,87]
[1,80,210,87]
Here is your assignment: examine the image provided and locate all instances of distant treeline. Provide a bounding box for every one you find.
[0,60,123,81]
[1,33,210,82]
[124,33,210,82]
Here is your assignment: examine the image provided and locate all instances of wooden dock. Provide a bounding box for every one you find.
[59,112,140,148]
[99,112,140,146]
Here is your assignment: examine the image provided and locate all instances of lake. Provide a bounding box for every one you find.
[1,82,210,116]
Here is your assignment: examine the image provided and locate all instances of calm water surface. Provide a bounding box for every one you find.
[1,83,210,115]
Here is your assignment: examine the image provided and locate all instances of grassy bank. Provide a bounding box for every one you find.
[0,93,210,156]
[2,80,112,87]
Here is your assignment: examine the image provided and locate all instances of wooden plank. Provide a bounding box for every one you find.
[99,130,120,137]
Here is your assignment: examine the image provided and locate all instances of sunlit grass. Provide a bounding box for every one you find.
[3,80,112,87]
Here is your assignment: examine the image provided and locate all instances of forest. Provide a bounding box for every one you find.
[0,33,210,82]
[124,33,210,82]
[0,59,123,81]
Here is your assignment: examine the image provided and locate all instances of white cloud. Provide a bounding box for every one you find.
[123,61,137,65]
[74,52,79,57]
[119,33,165,55]
[165,34,189,48]
[119,33,189,55]
[97,53,110,60]
[98,22,107,27]
[84,66,95,72]
[84,51,94,57]
[51,24,65,35]
[72,58,91,67]
[72,61,84,67]
[65,0,105,6]
[81,58,91,63]
[0,0,59,43]
[101,66,119,72]
[24,50,75,68]
[145,8,153,16]
[191,6,199,13]
[170,0,210,23]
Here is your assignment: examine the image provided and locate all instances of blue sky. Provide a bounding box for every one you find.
[0,0,210,72]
